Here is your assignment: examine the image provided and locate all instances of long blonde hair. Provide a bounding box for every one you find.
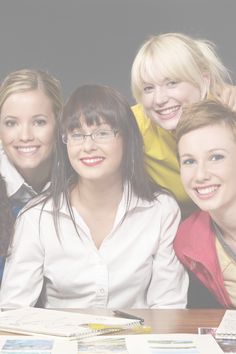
[131,33,231,103]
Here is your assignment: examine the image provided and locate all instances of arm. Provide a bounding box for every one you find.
[0,209,44,307]
[147,197,189,308]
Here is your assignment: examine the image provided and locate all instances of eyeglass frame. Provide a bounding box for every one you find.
[62,128,119,145]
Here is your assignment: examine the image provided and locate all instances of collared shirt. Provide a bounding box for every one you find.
[0,148,49,216]
[0,148,50,284]
[0,188,188,309]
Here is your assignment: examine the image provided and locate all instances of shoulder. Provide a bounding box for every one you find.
[17,195,54,220]
[174,210,212,249]
[131,103,151,132]
[155,192,179,209]
[178,210,211,232]
[0,149,25,196]
[147,193,181,221]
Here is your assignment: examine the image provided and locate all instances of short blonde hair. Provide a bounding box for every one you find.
[176,99,236,145]
[0,69,63,119]
[131,33,231,103]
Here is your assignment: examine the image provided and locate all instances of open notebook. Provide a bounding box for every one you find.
[0,307,142,340]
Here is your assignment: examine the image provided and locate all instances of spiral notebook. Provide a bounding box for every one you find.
[0,307,142,340]
[215,310,236,339]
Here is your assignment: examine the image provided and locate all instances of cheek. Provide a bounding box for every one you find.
[66,147,78,170]
[180,86,201,104]
[39,126,56,144]
[0,127,16,144]
[141,94,152,108]
[180,168,192,187]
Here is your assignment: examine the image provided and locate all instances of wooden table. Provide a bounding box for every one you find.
[65,308,226,334]
[0,308,226,335]
[112,309,226,334]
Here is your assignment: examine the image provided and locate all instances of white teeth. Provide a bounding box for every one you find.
[196,186,218,195]
[157,106,179,115]
[82,158,103,163]
[17,147,38,153]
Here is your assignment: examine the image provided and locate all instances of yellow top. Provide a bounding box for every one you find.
[132,103,196,217]
[216,237,236,307]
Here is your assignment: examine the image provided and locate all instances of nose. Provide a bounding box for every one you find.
[82,134,97,151]
[153,86,168,106]
[19,124,34,142]
[195,161,211,182]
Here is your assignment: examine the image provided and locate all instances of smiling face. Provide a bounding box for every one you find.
[0,89,56,179]
[141,66,203,131]
[178,124,236,215]
[66,119,123,185]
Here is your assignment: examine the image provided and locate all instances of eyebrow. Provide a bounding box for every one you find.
[2,114,49,120]
[179,148,228,158]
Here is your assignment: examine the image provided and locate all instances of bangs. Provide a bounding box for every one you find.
[139,38,203,87]
[64,106,120,132]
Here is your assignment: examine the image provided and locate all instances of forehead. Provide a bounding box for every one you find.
[178,124,236,154]
[1,89,54,117]
[2,89,51,107]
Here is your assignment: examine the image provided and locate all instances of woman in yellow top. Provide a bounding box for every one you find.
[131,32,236,218]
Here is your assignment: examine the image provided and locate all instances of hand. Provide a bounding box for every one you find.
[217,84,236,111]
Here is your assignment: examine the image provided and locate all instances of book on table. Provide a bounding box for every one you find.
[0,307,142,340]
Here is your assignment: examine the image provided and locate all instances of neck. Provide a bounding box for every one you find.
[71,177,123,211]
[210,206,236,242]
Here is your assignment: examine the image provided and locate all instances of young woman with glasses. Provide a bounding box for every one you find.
[0,84,188,309]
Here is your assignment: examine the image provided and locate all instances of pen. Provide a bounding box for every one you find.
[113,310,144,324]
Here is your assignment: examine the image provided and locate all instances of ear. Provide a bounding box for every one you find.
[201,73,211,99]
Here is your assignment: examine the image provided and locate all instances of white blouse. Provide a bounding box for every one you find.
[0,188,188,309]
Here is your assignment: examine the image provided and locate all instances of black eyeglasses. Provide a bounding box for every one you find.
[62,129,119,145]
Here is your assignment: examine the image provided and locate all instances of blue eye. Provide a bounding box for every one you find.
[181,158,195,165]
[4,120,17,127]
[211,154,224,161]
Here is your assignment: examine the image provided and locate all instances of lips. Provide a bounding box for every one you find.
[154,105,181,120]
[15,146,39,154]
[80,157,105,167]
[194,184,220,198]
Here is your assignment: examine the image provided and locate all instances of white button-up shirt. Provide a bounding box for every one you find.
[0,148,50,215]
[0,148,37,199]
[0,188,188,309]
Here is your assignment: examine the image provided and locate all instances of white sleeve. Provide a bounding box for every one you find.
[0,209,44,307]
[147,196,189,308]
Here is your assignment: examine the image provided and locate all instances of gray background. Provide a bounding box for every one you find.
[0,0,235,103]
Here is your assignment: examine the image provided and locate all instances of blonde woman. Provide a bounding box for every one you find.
[131,32,236,218]
[0,69,63,281]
